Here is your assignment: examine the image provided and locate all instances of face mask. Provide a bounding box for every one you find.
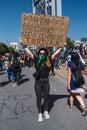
[37,53,48,67]
[39,53,47,60]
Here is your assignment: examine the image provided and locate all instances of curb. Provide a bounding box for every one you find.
[55,70,87,81]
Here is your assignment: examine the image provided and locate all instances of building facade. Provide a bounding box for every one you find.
[10,42,19,51]
[32,0,62,16]
[75,38,87,47]
[32,0,62,51]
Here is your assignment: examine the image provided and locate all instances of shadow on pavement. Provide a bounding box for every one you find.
[0,72,6,75]
[0,81,9,87]
[48,94,68,112]
[20,74,26,78]
[20,78,30,84]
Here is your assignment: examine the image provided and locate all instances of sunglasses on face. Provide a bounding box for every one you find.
[39,52,46,55]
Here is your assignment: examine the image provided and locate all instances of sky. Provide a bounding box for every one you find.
[0,0,87,45]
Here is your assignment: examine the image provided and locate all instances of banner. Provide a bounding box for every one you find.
[21,13,69,47]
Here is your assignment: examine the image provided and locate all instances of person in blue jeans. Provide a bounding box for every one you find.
[7,69,14,82]
[54,53,61,69]
[5,57,15,82]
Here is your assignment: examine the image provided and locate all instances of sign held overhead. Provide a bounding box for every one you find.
[21,13,69,47]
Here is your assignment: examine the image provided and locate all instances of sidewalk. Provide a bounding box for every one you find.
[55,64,87,85]
[54,65,68,80]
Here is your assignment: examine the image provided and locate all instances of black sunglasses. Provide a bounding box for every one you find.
[39,52,46,55]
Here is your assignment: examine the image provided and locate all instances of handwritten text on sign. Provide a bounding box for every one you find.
[21,14,69,47]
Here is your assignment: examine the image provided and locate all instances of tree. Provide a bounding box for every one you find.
[66,37,75,50]
[8,46,15,53]
[0,42,9,55]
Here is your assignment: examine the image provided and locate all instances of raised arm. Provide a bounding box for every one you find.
[51,48,62,60]
[20,41,34,59]
[25,47,34,59]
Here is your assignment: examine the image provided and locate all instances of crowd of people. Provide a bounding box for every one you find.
[0,52,33,86]
[24,44,87,122]
[0,43,87,122]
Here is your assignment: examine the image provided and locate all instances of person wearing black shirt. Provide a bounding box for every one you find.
[25,47,62,122]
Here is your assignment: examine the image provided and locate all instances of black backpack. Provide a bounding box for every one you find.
[72,63,85,87]
[13,58,20,69]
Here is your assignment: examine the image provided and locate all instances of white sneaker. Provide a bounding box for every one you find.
[38,113,43,122]
[44,111,50,119]
[13,83,16,87]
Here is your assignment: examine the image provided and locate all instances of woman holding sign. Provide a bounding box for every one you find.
[24,46,62,122]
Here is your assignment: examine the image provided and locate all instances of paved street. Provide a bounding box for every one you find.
[0,67,87,130]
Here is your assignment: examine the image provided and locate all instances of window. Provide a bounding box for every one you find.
[47,0,51,3]
[47,6,52,15]
[35,0,45,14]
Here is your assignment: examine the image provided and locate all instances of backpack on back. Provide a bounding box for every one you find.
[12,58,20,69]
[72,64,85,87]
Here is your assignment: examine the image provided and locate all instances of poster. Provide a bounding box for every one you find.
[21,13,69,47]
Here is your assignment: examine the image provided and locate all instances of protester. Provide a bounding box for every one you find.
[0,55,3,71]
[12,52,22,86]
[79,43,83,57]
[61,49,65,64]
[5,56,15,83]
[24,46,62,122]
[50,57,55,76]
[54,53,61,69]
[67,52,87,116]
[84,44,87,59]
[4,56,10,81]
[65,46,74,69]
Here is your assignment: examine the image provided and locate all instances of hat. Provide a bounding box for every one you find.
[37,47,48,55]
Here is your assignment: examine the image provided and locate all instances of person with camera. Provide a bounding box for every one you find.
[24,46,62,122]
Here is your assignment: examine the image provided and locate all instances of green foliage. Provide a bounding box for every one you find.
[8,46,15,53]
[46,46,53,53]
[0,42,9,55]
[66,37,75,50]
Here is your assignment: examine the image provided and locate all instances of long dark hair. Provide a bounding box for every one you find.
[71,52,80,66]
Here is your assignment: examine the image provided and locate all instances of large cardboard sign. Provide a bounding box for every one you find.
[21,13,69,47]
